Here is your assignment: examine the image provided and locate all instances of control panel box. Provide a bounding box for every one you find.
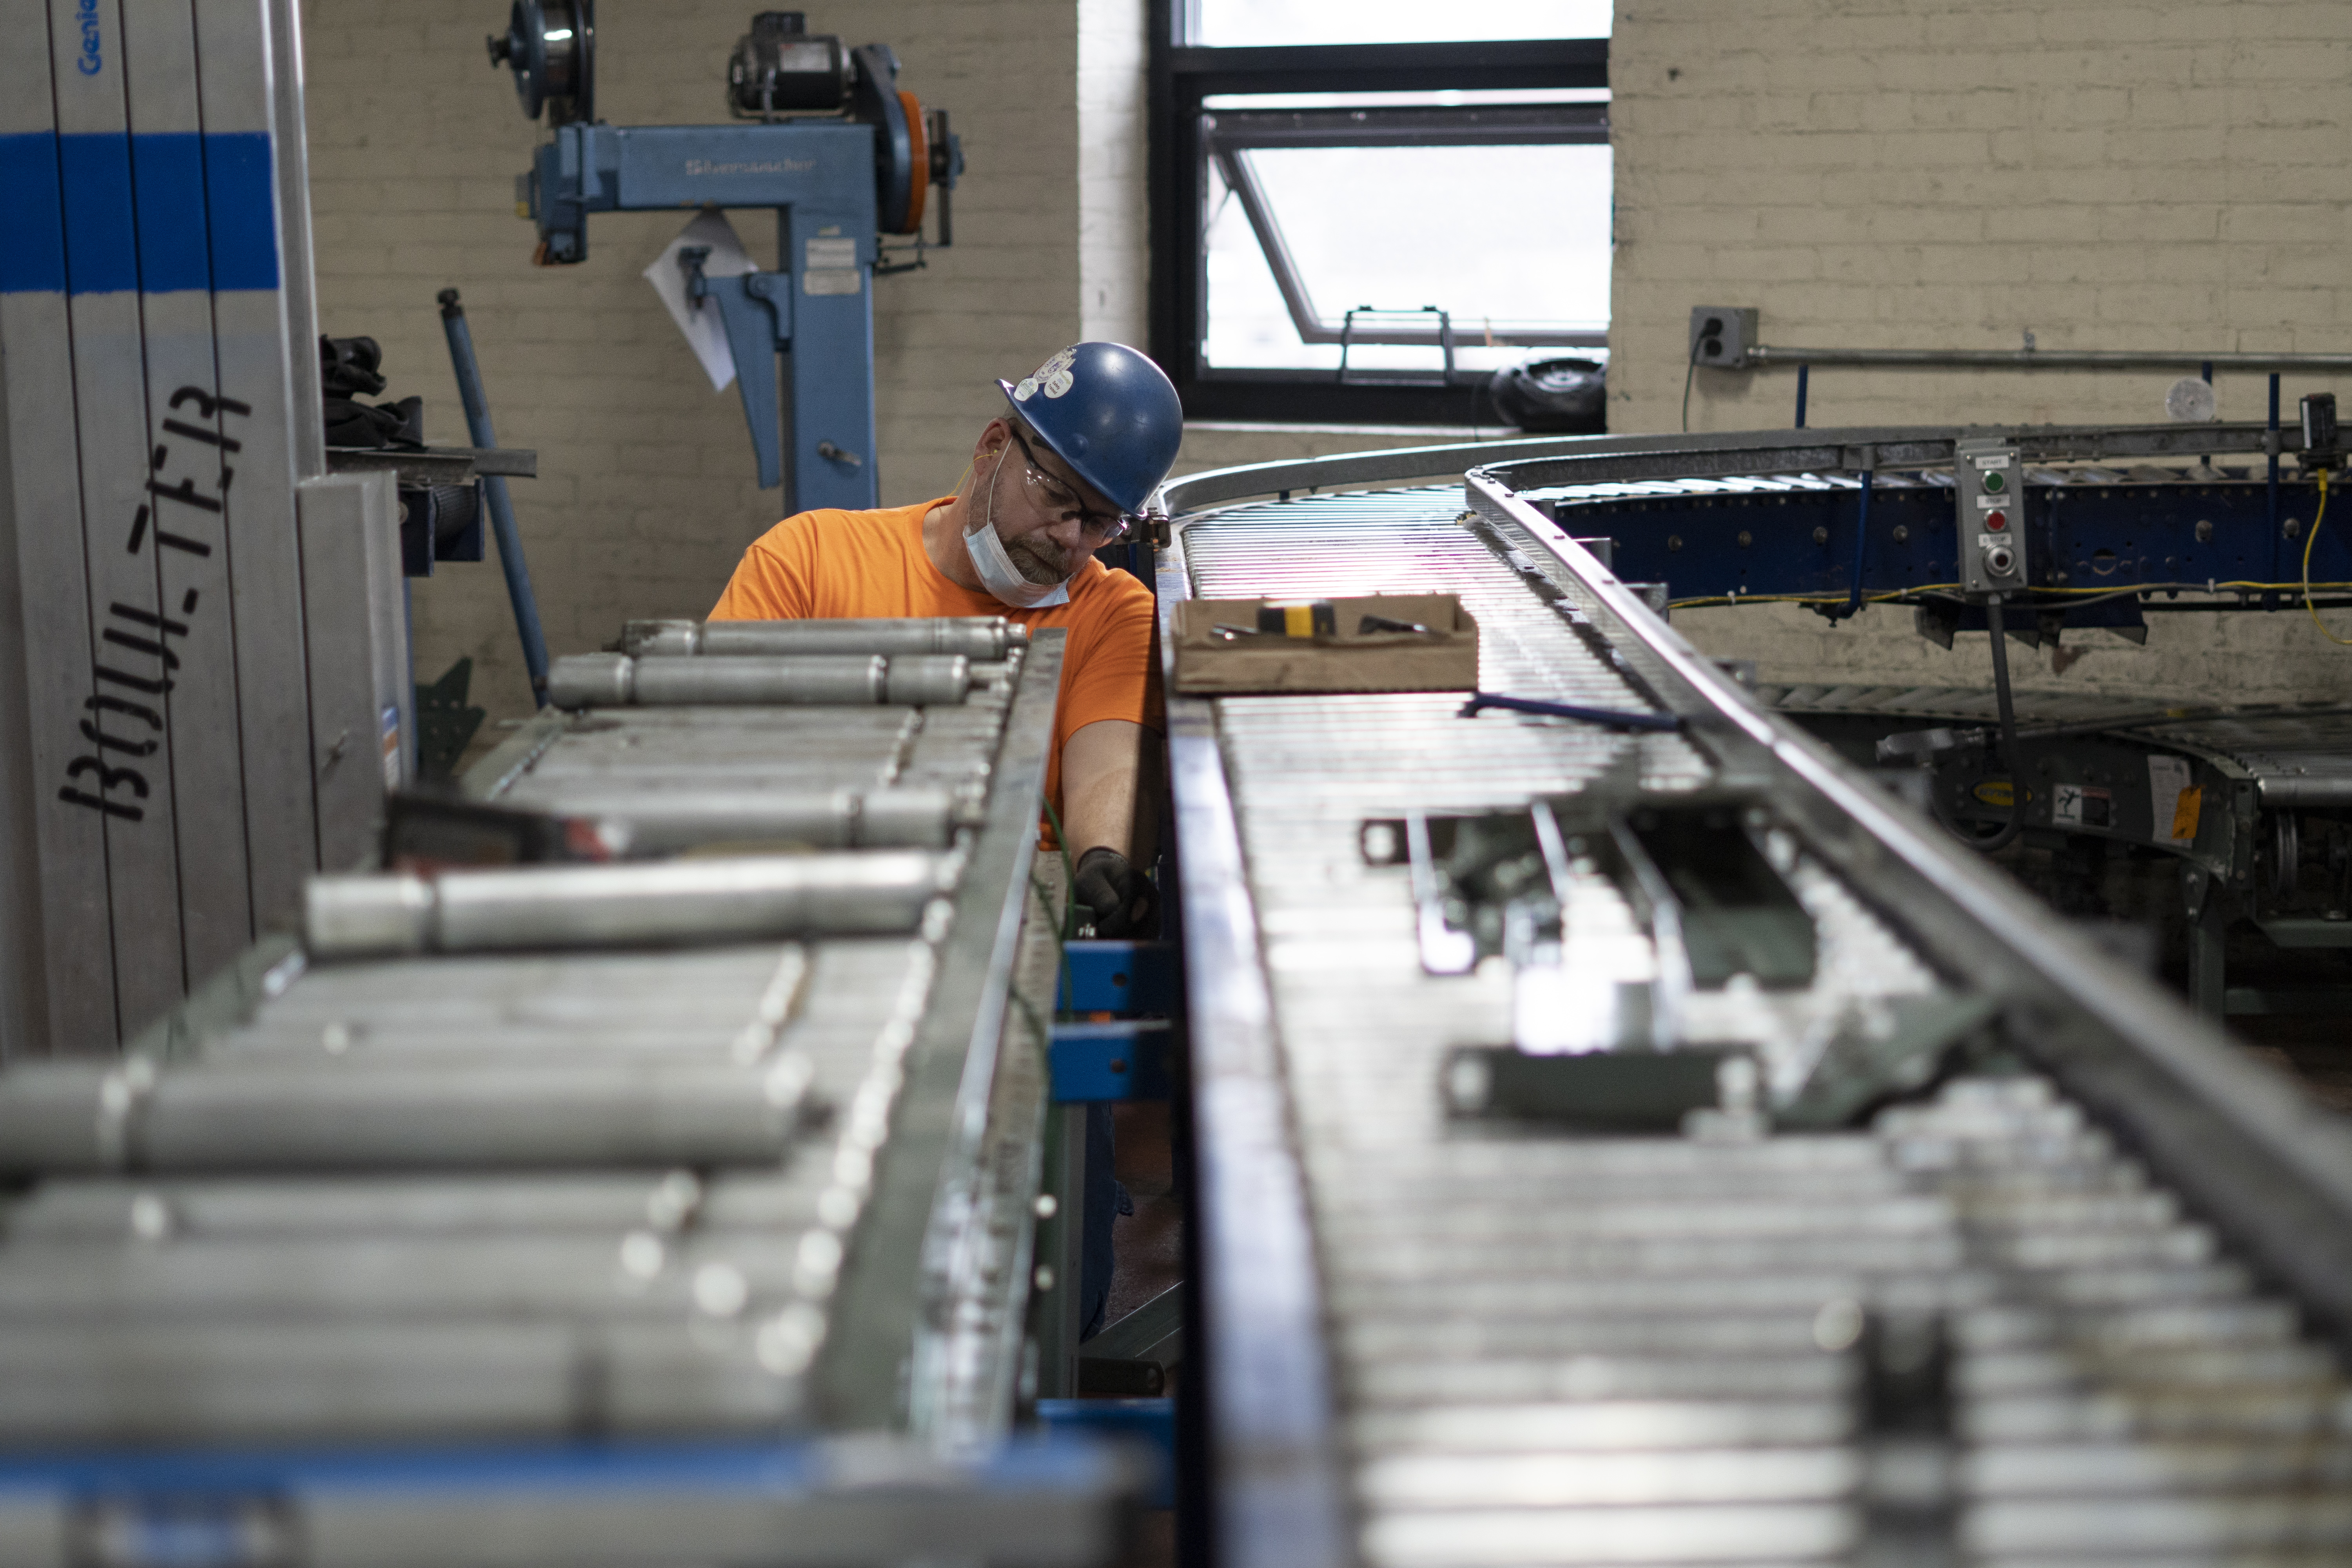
[1955,439,2027,597]
[1688,307,1759,368]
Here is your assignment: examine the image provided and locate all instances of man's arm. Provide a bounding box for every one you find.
[1060,719,1162,937]
[1060,719,1160,863]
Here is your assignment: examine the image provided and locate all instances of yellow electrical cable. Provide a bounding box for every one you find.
[2303,469,2352,645]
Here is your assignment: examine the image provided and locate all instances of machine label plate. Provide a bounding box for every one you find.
[2148,755,2197,842]
[804,237,858,269]
[803,269,861,296]
[2053,783,2112,829]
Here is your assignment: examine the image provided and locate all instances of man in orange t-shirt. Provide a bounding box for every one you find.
[710,343,1182,939]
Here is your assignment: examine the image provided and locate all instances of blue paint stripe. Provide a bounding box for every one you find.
[131,132,210,293]
[201,131,278,290]
[0,1433,1116,1499]
[0,133,68,292]
[3,131,276,295]
[57,132,138,296]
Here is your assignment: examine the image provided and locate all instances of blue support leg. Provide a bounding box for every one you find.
[1794,362,1809,429]
[1847,466,1873,616]
[438,290,552,707]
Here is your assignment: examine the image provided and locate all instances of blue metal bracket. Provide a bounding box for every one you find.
[1034,1398,1174,1510]
[684,250,794,491]
[1049,1020,1173,1103]
[1056,940,1179,1015]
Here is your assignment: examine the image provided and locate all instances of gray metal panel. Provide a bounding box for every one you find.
[123,0,255,986]
[51,0,188,1041]
[195,0,325,930]
[0,301,41,1063]
[297,472,402,871]
[263,0,323,483]
[0,0,109,1058]
[818,630,1063,1428]
[1156,537,1353,1568]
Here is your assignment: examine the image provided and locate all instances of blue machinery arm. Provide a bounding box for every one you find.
[681,249,794,491]
[492,11,960,510]
[527,122,884,511]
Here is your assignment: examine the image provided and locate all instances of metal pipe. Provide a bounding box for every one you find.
[5,1172,813,1240]
[499,786,967,852]
[1749,344,2352,372]
[548,653,972,709]
[2270,373,2285,590]
[438,289,552,707]
[0,1233,802,1321]
[622,617,1024,662]
[1794,363,1809,428]
[304,852,948,957]
[0,1318,802,1442]
[0,1056,815,1174]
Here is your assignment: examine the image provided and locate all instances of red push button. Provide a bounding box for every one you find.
[1985,510,2008,530]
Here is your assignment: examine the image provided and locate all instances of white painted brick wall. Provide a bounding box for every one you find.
[1079,0,1148,345]
[1612,0,2352,708]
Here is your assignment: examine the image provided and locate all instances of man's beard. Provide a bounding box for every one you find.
[1002,532,1072,584]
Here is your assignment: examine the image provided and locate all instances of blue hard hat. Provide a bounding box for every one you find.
[996,343,1183,515]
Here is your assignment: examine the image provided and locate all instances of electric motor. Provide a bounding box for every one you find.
[728,11,856,117]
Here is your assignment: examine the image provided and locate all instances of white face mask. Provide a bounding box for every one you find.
[963,442,1071,608]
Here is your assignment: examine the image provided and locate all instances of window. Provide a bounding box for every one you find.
[1149,2,1611,425]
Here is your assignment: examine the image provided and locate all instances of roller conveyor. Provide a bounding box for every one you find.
[0,622,1127,1565]
[1161,453,2352,1568]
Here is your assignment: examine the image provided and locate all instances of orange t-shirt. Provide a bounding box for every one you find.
[708,497,1163,829]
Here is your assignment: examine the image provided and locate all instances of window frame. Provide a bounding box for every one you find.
[1146,4,1611,426]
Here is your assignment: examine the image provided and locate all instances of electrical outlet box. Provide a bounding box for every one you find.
[1956,439,2027,597]
[1688,306,1758,368]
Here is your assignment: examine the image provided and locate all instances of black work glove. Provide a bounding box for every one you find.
[1072,847,1158,939]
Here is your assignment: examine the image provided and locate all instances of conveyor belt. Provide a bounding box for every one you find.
[0,625,1074,1535]
[1760,684,2352,806]
[1168,481,2352,1568]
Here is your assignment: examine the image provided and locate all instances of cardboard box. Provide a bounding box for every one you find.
[1172,594,1480,695]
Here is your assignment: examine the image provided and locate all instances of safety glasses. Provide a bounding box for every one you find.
[1006,428,1134,543]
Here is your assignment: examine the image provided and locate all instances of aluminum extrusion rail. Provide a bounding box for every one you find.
[1164,461,2352,1568]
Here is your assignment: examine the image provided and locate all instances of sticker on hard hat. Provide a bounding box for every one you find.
[1014,347,1077,401]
